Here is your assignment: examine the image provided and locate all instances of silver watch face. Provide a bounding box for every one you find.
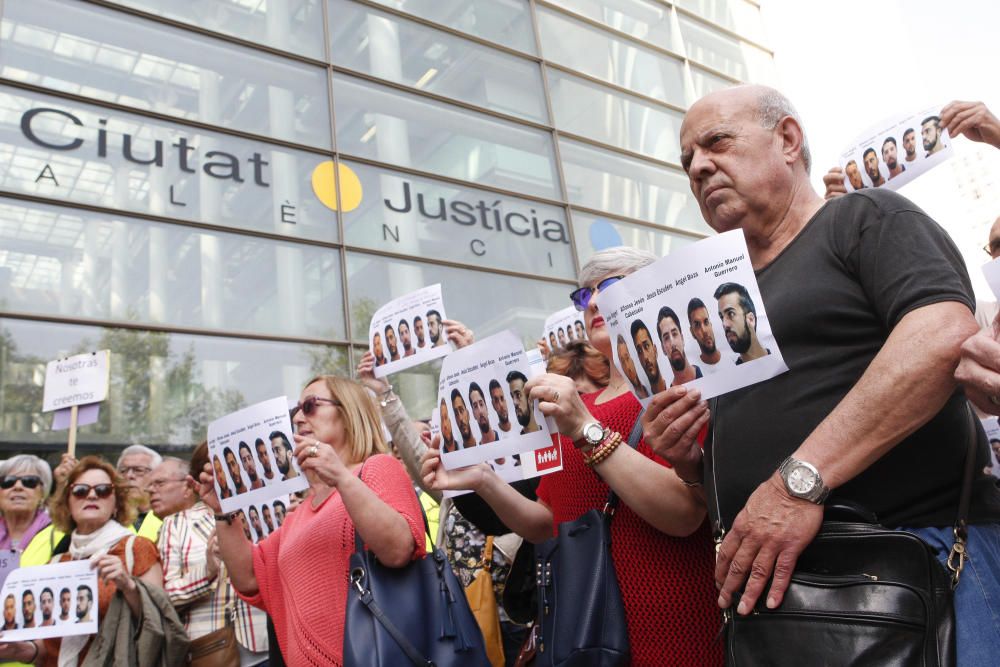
[583,422,604,444]
[786,464,818,495]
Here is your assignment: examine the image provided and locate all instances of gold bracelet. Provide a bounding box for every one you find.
[584,431,622,467]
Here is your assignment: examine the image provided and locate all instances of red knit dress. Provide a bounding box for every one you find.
[536,391,723,666]
[241,454,425,666]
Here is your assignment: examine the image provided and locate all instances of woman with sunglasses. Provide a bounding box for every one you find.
[422,247,722,666]
[39,457,164,666]
[199,375,425,666]
[0,456,58,566]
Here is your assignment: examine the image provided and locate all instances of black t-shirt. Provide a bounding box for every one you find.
[710,189,1000,530]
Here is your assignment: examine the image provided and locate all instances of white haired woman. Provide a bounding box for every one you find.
[422,247,723,666]
[0,455,59,567]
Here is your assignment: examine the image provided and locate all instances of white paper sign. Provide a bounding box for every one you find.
[596,230,788,403]
[839,104,952,192]
[42,350,110,412]
[229,494,292,543]
[370,284,451,378]
[0,560,98,640]
[208,397,308,514]
[0,551,19,591]
[982,417,1000,480]
[433,331,561,476]
[542,306,588,350]
[982,257,1000,301]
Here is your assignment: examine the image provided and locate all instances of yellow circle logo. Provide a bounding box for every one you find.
[311,161,362,212]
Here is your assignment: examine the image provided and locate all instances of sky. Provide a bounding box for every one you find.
[760,0,1000,299]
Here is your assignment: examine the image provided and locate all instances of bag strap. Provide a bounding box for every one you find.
[480,536,494,571]
[947,402,981,587]
[603,409,647,517]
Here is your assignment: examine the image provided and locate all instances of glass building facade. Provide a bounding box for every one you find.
[0,0,773,459]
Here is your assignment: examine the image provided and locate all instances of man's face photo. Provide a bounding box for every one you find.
[490,385,510,427]
[452,394,473,443]
[557,328,567,347]
[509,378,531,427]
[372,333,384,362]
[399,320,412,352]
[845,160,864,189]
[922,118,941,152]
[574,321,586,339]
[385,325,398,358]
[414,317,425,347]
[224,450,242,487]
[632,325,661,386]
[902,129,917,160]
[427,312,442,344]
[688,306,717,355]
[658,314,689,372]
[213,456,229,492]
[718,292,755,354]
[274,501,286,526]
[40,590,53,621]
[548,332,557,349]
[60,589,71,618]
[881,139,898,169]
[262,504,274,532]
[271,436,290,473]
[4,595,14,625]
[238,511,252,541]
[616,336,642,386]
[439,400,454,444]
[470,388,491,436]
[863,149,881,182]
[991,439,1000,463]
[256,440,274,477]
[22,591,35,626]
[239,445,256,478]
[249,507,263,537]
[76,587,92,620]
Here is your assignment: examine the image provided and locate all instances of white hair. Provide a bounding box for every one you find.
[116,444,162,469]
[0,455,53,500]
[578,246,658,287]
[754,88,812,174]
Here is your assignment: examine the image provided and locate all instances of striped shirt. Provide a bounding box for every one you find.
[159,501,268,651]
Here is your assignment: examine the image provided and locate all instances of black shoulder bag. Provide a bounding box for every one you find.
[343,465,491,667]
[710,402,979,667]
[533,412,645,667]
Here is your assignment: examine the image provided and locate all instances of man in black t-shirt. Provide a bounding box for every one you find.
[642,85,1000,664]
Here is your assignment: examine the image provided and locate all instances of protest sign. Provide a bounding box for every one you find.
[982,256,1000,300]
[983,417,1000,480]
[432,331,561,485]
[839,104,952,192]
[0,551,18,591]
[208,397,307,514]
[369,284,451,378]
[542,306,587,350]
[228,494,292,543]
[42,350,111,456]
[0,560,98,640]
[596,230,787,403]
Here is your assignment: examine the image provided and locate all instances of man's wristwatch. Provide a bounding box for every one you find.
[778,457,831,504]
[579,421,606,449]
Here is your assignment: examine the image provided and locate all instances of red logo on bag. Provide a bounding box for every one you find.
[534,442,561,471]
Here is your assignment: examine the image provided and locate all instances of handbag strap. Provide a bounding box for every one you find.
[352,585,434,667]
[947,402,980,587]
[603,409,647,517]
[480,536,494,571]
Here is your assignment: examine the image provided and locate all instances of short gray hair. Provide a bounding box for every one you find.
[579,246,658,288]
[754,88,812,174]
[155,457,188,477]
[116,444,162,469]
[0,455,53,500]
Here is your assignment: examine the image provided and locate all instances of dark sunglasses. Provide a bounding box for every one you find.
[69,483,115,499]
[569,275,626,312]
[290,395,341,418]
[0,475,42,490]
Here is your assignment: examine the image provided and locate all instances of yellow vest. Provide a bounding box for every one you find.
[132,512,163,544]
[420,491,440,553]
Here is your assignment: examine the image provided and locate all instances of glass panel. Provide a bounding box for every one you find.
[365,0,536,54]
[0,87,338,242]
[570,210,698,267]
[341,160,575,279]
[548,70,682,163]
[103,0,325,59]
[0,198,345,340]
[328,0,546,122]
[674,0,768,45]
[535,6,685,107]
[680,14,773,83]
[0,0,331,147]
[558,137,709,234]
[689,64,735,102]
[543,0,676,52]
[332,74,560,199]
[0,317,349,453]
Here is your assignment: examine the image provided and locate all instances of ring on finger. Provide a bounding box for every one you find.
[553,389,560,402]
[308,444,319,457]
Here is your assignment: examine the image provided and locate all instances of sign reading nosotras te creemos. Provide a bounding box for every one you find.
[42,350,110,412]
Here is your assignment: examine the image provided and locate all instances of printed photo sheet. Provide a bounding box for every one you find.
[596,230,788,404]
[369,284,451,378]
[208,397,308,514]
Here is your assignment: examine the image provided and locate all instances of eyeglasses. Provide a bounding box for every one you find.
[984,240,1000,258]
[0,475,42,490]
[290,395,341,418]
[118,465,152,477]
[69,483,115,499]
[569,275,626,312]
[147,478,186,491]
